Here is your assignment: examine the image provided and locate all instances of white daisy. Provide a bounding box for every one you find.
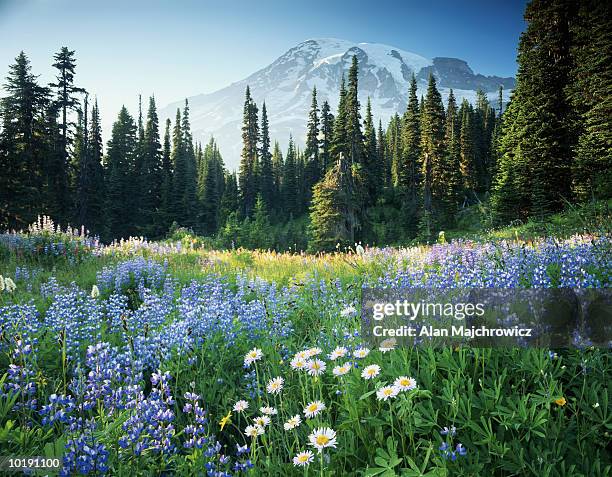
[308,427,337,453]
[353,347,370,358]
[284,414,302,430]
[292,450,314,466]
[244,348,263,366]
[303,400,326,418]
[233,400,249,412]
[361,364,381,380]
[394,376,417,392]
[253,415,271,427]
[260,406,278,415]
[306,359,326,377]
[332,363,351,376]
[266,377,284,394]
[290,356,307,370]
[244,424,264,438]
[294,350,309,360]
[306,347,322,358]
[328,346,349,360]
[376,385,400,401]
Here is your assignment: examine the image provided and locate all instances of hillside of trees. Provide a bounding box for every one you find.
[0,0,609,251]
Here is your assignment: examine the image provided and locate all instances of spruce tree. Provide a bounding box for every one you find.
[76,98,105,235]
[258,102,274,210]
[320,100,334,174]
[442,90,462,223]
[377,120,389,187]
[492,0,575,221]
[219,171,239,229]
[345,56,364,166]
[569,0,612,200]
[49,47,85,223]
[170,108,184,225]
[400,75,421,203]
[459,100,477,196]
[160,118,173,231]
[419,74,446,237]
[363,97,379,204]
[0,52,50,228]
[304,87,320,204]
[141,96,163,237]
[282,136,298,217]
[238,86,259,216]
[180,99,198,228]
[271,141,284,215]
[105,106,138,239]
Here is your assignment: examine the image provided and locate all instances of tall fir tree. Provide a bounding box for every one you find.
[569,0,612,200]
[400,75,421,203]
[459,100,477,196]
[105,106,138,239]
[304,87,321,204]
[76,98,105,235]
[160,118,173,231]
[492,0,575,221]
[282,136,298,217]
[258,102,274,210]
[441,90,462,223]
[271,141,284,215]
[49,47,85,223]
[363,97,379,204]
[0,52,50,228]
[238,86,259,216]
[141,96,164,236]
[419,74,446,237]
[180,99,198,228]
[319,100,334,174]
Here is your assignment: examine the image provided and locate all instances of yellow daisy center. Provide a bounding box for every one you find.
[316,435,330,445]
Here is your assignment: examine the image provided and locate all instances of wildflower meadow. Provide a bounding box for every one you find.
[0,218,610,476]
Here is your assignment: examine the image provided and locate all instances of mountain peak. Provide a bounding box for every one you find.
[161,38,515,169]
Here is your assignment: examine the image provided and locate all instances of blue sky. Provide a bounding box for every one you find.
[0,0,527,136]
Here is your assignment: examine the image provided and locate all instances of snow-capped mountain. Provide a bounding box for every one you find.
[161,38,515,169]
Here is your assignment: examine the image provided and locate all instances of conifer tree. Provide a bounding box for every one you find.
[141,96,163,236]
[320,100,334,174]
[180,99,198,228]
[238,86,259,216]
[49,47,85,223]
[419,74,446,236]
[569,0,612,200]
[0,52,50,228]
[363,97,379,204]
[377,120,389,187]
[199,138,225,234]
[258,102,274,210]
[105,106,138,238]
[271,141,284,215]
[400,75,421,202]
[345,56,364,166]
[304,87,320,204]
[459,100,477,195]
[160,118,173,231]
[492,0,575,220]
[170,108,185,224]
[76,98,105,235]
[282,136,298,217]
[441,90,462,223]
[219,171,239,228]
[331,76,348,160]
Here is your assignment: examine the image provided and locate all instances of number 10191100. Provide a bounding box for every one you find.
[0,456,61,472]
